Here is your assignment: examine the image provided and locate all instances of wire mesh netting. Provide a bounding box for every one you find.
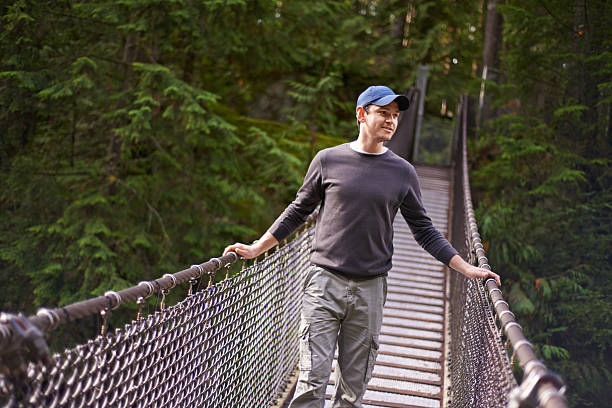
[446,97,517,407]
[447,273,517,407]
[1,228,314,408]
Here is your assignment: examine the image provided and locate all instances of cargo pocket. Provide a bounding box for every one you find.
[383,278,388,305]
[298,323,312,371]
[302,265,320,292]
[364,335,379,382]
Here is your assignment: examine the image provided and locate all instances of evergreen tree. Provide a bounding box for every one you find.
[472,1,612,405]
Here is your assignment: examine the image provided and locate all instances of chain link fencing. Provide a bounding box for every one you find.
[447,96,518,407]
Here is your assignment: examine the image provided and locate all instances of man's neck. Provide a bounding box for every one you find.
[354,136,387,154]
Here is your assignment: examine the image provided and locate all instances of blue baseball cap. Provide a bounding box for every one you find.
[357,85,410,110]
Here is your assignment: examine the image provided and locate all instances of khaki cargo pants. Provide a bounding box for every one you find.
[289,265,387,408]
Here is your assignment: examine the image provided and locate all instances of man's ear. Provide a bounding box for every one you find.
[356,106,367,124]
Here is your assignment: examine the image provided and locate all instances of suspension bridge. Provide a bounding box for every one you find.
[0,97,567,407]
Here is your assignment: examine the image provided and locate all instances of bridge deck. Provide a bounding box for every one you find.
[325,165,452,408]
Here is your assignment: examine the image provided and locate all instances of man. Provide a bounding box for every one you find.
[224,85,501,407]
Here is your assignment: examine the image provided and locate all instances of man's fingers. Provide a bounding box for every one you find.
[223,243,256,260]
[223,243,242,256]
[486,271,501,286]
[475,267,501,287]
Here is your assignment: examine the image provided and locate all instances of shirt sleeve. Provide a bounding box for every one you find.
[399,168,458,266]
[267,151,325,242]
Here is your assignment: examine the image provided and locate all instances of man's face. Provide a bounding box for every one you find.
[360,101,400,142]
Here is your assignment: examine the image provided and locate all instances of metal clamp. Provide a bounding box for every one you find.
[104,291,122,310]
[191,264,204,277]
[539,387,567,407]
[188,277,198,296]
[228,251,239,263]
[504,321,522,336]
[160,288,169,311]
[163,273,177,289]
[100,308,110,336]
[209,257,222,270]
[508,367,566,408]
[523,359,546,376]
[36,308,60,331]
[511,339,533,361]
[224,263,232,280]
[489,287,502,297]
[138,281,155,298]
[494,299,509,309]
[136,297,147,322]
[498,310,515,321]
[160,276,174,311]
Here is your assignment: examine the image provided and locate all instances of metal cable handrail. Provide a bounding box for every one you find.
[455,94,568,408]
[0,251,239,345]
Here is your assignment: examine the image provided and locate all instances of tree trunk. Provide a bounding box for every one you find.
[107,30,138,194]
[479,0,503,126]
[182,50,195,84]
[391,5,408,70]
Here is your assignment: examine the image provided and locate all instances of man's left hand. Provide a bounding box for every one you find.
[449,255,502,286]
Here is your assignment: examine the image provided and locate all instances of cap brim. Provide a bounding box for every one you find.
[372,94,410,111]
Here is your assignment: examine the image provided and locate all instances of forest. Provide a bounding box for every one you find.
[0,1,610,406]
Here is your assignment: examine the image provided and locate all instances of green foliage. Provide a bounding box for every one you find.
[0,0,309,315]
[1,0,482,315]
[417,115,454,165]
[471,1,612,405]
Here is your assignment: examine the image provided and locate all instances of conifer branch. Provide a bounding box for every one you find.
[112,177,170,247]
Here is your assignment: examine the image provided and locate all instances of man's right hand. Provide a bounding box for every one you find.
[223,242,259,259]
[223,231,279,260]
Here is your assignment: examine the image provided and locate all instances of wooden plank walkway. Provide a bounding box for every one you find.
[325,165,452,408]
